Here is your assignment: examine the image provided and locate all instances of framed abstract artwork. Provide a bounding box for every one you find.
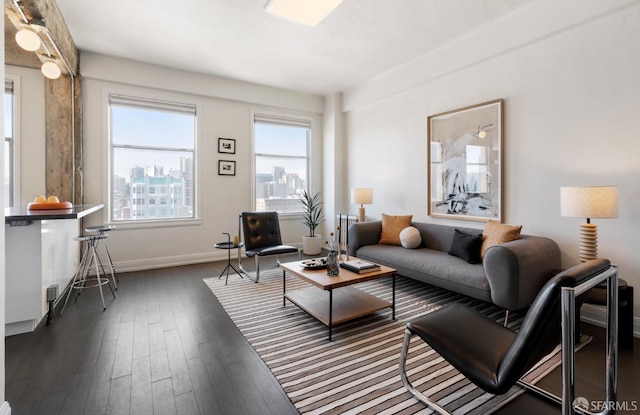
[218,160,236,176]
[427,99,503,222]
[218,137,236,154]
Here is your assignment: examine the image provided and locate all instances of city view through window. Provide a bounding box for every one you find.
[254,119,310,213]
[110,97,196,221]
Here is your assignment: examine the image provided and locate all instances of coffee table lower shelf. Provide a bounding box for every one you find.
[284,286,392,338]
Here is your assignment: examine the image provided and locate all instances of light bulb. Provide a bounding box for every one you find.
[41,60,61,79]
[15,27,41,51]
[478,130,487,139]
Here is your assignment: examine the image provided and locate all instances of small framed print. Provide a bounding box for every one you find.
[218,137,236,154]
[218,160,236,176]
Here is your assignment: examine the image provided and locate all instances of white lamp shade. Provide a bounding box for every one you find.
[41,60,61,79]
[15,27,41,51]
[351,188,373,205]
[560,186,618,219]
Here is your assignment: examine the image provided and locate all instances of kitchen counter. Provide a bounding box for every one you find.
[5,204,105,335]
[5,203,104,222]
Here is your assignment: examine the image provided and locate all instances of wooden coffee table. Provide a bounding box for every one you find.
[280,257,396,341]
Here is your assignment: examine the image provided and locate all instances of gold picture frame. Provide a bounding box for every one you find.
[427,99,503,222]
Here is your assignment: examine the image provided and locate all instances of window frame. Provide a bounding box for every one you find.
[251,111,312,216]
[4,76,21,208]
[106,91,200,227]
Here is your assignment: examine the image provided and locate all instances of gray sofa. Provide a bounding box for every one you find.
[347,221,561,310]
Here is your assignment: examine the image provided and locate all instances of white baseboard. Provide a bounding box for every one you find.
[581,303,640,338]
[113,243,303,274]
[115,251,226,273]
[0,401,12,415]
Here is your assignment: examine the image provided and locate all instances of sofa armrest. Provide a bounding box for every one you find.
[483,235,561,310]
[347,221,382,256]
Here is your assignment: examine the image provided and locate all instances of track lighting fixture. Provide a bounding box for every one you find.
[15,25,41,51]
[41,59,61,79]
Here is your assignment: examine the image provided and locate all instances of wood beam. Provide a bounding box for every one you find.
[4,0,78,74]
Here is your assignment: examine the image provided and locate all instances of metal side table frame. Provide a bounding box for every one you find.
[214,232,243,285]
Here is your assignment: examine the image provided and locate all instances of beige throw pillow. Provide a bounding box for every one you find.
[480,220,522,259]
[379,214,413,245]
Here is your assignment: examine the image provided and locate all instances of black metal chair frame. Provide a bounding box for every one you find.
[237,212,300,283]
[399,260,619,415]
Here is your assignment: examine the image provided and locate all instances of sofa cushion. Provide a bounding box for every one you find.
[448,229,482,264]
[481,220,522,259]
[400,226,422,249]
[379,214,413,245]
[356,244,491,300]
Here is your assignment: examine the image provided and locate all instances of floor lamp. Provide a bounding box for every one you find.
[351,188,373,222]
[561,186,618,262]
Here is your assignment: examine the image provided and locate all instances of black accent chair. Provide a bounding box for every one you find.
[238,211,300,283]
[400,258,618,415]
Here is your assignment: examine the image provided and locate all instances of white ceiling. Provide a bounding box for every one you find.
[56,0,530,95]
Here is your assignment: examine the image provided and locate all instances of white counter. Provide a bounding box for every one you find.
[4,204,104,336]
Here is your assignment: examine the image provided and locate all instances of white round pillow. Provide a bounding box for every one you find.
[399,226,421,249]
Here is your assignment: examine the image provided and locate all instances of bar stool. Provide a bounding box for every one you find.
[85,224,118,289]
[60,234,116,314]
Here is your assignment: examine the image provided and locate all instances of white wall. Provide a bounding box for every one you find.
[1,13,12,415]
[80,54,325,271]
[342,0,640,322]
[5,66,46,205]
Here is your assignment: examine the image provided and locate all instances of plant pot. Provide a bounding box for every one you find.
[302,235,322,256]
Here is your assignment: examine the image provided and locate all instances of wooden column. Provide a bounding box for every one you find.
[44,74,82,204]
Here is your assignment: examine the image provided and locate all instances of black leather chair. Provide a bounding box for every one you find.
[238,211,300,283]
[399,258,618,415]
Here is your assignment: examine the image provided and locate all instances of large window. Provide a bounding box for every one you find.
[4,80,14,208]
[109,94,196,222]
[253,113,310,213]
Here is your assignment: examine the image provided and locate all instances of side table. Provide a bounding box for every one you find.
[214,233,244,285]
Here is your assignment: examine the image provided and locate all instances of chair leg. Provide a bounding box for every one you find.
[237,254,260,283]
[399,328,452,415]
[254,255,260,283]
[91,244,107,311]
[61,241,90,315]
[239,251,299,284]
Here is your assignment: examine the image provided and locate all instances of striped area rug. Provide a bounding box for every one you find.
[204,269,583,414]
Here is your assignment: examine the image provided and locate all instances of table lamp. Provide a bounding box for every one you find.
[351,188,373,222]
[560,186,618,262]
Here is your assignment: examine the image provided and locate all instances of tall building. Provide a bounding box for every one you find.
[122,160,194,220]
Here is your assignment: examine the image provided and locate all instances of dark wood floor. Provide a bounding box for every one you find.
[5,260,639,414]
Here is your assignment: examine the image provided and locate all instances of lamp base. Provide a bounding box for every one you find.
[578,222,598,262]
[358,206,366,222]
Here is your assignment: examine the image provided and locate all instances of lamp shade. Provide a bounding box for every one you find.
[41,60,61,79]
[560,186,618,219]
[351,188,373,205]
[15,26,41,51]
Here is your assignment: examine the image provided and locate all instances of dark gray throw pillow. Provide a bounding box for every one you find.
[448,229,483,264]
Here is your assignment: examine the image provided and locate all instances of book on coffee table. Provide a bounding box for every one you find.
[340,259,381,274]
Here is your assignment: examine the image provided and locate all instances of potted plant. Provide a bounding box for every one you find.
[300,190,325,255]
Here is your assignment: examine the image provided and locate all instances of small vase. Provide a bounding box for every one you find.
[326,250,339,276]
